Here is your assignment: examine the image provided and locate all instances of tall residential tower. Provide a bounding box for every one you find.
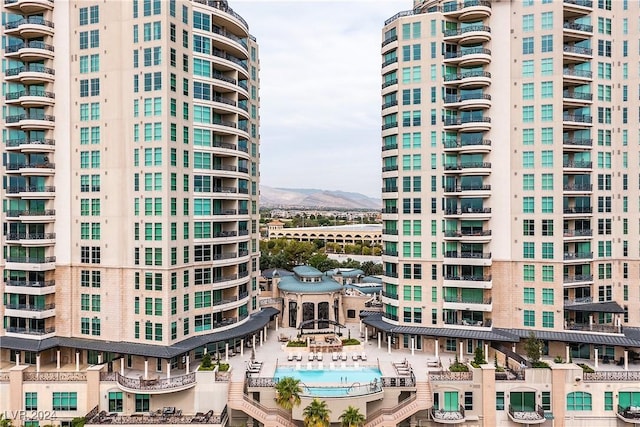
[376,0,640,361]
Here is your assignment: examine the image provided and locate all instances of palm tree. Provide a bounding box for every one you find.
[275,376,302,423]
[339,406,366,427]
[303,398,331,427]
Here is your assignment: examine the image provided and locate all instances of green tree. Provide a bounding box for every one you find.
[275,376,302,423]
[360,261,383,276]
[339,406,366,427]
[524,331,543,364]
[0,414,14,427]
[303,398,331,427]
[308,253,340,272]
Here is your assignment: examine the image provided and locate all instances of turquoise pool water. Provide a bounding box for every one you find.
[274,367,381,384]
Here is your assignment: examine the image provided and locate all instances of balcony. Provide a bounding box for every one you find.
[444,207,492,218]
[563,274,593,286]
[563,44,592,63]
[114,372,196,394]
[443,275,492,289]
[382,165,398,172]
[444,70,491,89]
[562,229,592,239]
[382,186,398,194]
[6,162,55,176]
[5,326,55,337]
[443,185,491,197]
[381,207,398,214]
[565,322,620,334]
[443,296,492,312]
[562,113,592,129]
[444,251,492,266]
[563,21,593,41]
[431,406,466,424]
[382,142,398,151]
[563,206,592,215]
[443,25,491,44]
[382,78,398,90]
[563,138,592,150]
[443,230,492,242]
[382,122,398,131]
[5,209,55,222]
[563,251,593,261]
[444,47,491,67]
[381,34,398,48]
[4,279,55,296]
[5,113,55,130]
[444,318,491,328]
[381,57,398,69]
[6,89,56,107]
[563,67,592,85]
[617,406,640,424]
[443,138,491,152]
[4,0,54,13]
[562,160,592,170]
[4,16,55,38]
[562,90,592,107]
[4,41,55,60]
[508,405,545,425]
[443,161,492,174]
[5,137,55,153]
[5,232,56,246]
[443,93,491,110]
[562,183,592,193]
[443,117,491,132]
[442,0,491,21]
[563,0,593,17]
[4,303,55,319]
[381,100,398,110]
[5,185,55,199]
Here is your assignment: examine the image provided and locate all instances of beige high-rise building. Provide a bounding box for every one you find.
[0,0,270,419]
[370,0,640,421]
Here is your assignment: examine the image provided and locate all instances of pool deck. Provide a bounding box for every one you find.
[228,322,451,383]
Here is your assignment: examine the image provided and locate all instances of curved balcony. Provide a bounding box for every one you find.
[563,44,592,63]
[563,113,592,129]
[563,274,593,287]
[563,138,592,151]
[443,275,492,289]
[5,326,55,337]
[443,138,491,153]
[443,230,492,242]
[617,406,640,424]
[114,372,196,395]
[5,113,55,130]
[4,279,55,296]
[563,21,593,41]
[443,0,491,21]
[444,185,491,197]
[4,303,55,319]
[4,41,55,60]
[4,64,55,84]
[443,117,491,132]
[6,89,55,107]
[444,70,491,89]
[211,272,251,291]
[563,0,593,17]
[431,406,466,424]
[5,137,55,153]
[508,405,545,425]
[444,48,491,67]
[5,185,55,199]
[563,251,593,262]
[4,0,54,13]
[5,162,55,176]
[5,232,56,246]
[563,67,592,85]
[381,35,398,53]
[443,161,492,175]
[443,25,491,44]
[381,57,398,70]
[443,296,492,312]
[211,27,248,58]
[4,256,55,272]
[562,90,592,107]
[4,16,55,38]
[562,183,592,193]
[443,251,492,266]
[443,93,491,110]
[5,209,55,222]
[444,207,491,218]
[381,100,398,111]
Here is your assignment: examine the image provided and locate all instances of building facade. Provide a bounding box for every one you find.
[374,0,640,421]
[1,0,267,421]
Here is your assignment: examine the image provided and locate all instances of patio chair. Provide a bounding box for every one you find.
[295,353,303,361]
[361,352,367,361]
[332,352,338,361]
[287,353,294,361]
[341,352,347,361]
[316,352,323,361]
[352,354,360,361]
[308,352,315,361]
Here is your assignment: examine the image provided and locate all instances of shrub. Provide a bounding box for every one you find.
[217,363,230,372]
[341,338,360,346]
[449,355,470,372]
[531,361,550,368]
[286,340,307,347]
[577,363,594,373]
[554,355,564,364]
[201,353,212,369]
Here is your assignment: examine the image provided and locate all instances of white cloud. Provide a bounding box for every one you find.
[230,0,409,197]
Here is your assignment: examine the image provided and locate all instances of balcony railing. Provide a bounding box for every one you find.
[443,25,491,37]
[382,143,398,151]
[563,67,592,78]
[444,161,491,170]
[444,185,491,192]
[563,160,592,168]
[115,372,196,391]
[5,64,55,77]
[563,45,592,55]
[5,209,55,217]
[382,79,398,88]
[382,228,398,235]
[444,230,491,237]
[563,229,592,236]
[563,274,593,283]
[563,0,593,7]
[563,21,593,32]
[445,207,492,215]
[6,16,55,29]
[6,186,55,193]
[443,296,492,304]
[5,327,55,335]
[444,47,491,59]
[563,138,592,146]
[444,93,491,103]
[5,41,55,53]
[429,371,473,381]
[563,252,593,260]
[563,206,592,214]
[5,113,55,123]
[444,251,491,259]
[5,279,55,287]
[6,162,54,170]
[563,114,592,123]
[381,35,398,47]
[24,372,86,382]
[508,405,545,422]
[382,291,398,299]
[381,207,398,214]
[566,322,620,333]
[444,70,491,82]
[5,256,56,263]
[444,139,491,149]
[5,232,56,240]
[382,57,398,67]
[585,372,640,382]
[5,138,55,148]
[443,0,492,13]
[563,184,592,191]
[563,297,593,306]
[444,117,491,126]
[382,312,398,321]
[5,303,55,311]
[444,275,491,282]
[562,91,592,100]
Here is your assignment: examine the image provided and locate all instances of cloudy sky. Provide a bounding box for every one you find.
[231,0,410,198]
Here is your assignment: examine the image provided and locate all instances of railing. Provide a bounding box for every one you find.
[445,319,492,327]
[6,232,56,240]
[443,296,492,304]
[444,118,491,126]
[5,114,55,123]
[444,70,491,81]
[382,291,398,299]
[444,230,491,237]
[382,57,398,68]
[367,394,417,423]
[563,21,593,32]
[563,68,592,78]
[563,252,592,260]
[100,372,117,381]
[382,228,398,235]
[258,297,283,307]
[445,208,492,215]
[6,89,55,100]
[381,207,398,214]
[5,279,55,287]
[382,165,398,172]
[197,0,249,28]
[385,10,416,26]
[443,139,491,148]
[5,209,56,217]
[444,275,491,282]
[24,372,86,381]
[211,26,247,48]
[444,47,491,59]
[5,256,56,263]
[383,250,398,257]
[444,25,491,37]
[563,138,592,146]
[563,207,592,214]
[211,48,247,70]
[213,70,237,85]
[381,35,398,47]
[382,100,398,109]
[5,64,55,77]
[495,368,525,381]
[429,371,473,381]
[508,404,545,421]
[563,114,592,123]
[444,93,491,103]
[382,312,399,321]
[382,78,398,88]
[562,229,592,236]
[382,186,398,193]
[6,327,55,335]
[381,373,416,387]
[563,45,592,55]
[564,296,593,305]
[562,91,592,100]
[382,143,398,151]
[115,372,196,391]
[563,184,592,191]
[5,303,55,311]
[566,322,620,333]
[432,405,465,421]
[5,41,55,53]
[443,0,491,13]
[444,251,491,259]
[618,405,640,420]
[444,161,492,170]
[214,317,238,328]
[444,185,491,192]
[382,122,398,130]
[6,162,55,170]
[563,0,593,7]
[563,160,592,168]
[563,274,593,283]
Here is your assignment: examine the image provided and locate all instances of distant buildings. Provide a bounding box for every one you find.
[265,220,382,250]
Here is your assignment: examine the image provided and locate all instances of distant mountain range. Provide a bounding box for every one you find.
[260,186,381,210]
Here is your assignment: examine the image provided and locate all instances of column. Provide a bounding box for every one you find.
[260,330,264,347]
[359,319,362,333]
[435,339,439,358]
[625,350,629,371]
[240,339,244,357]
[185,355,190,373]
[264,325,268,341]
[56,349,61,369]
[144,358,149,380]
[589,315,593,331]
[365,327,368,343]
[566,345,570,363]
[459,341,464,362]
[225,343,230,362]
[166,360,171,379]
[15,351,20,367]
[388,338,391,355]
[411,337,415,356]
[484,343,489,363]
[36,354,40,372]
[275,316,279,332]
[98,354,103,364]
[378,332,381,349]
[75,351,80,372]
[120,358,125,375]
[252,334,256,349]
[594,348,598,369]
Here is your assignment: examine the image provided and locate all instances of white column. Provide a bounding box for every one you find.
[512,343,517,353]
[435,339,439,359]
[15,352,20,367]
[459,342,464,362]
[203,347,207,355]
[359,320,362,333]
[240,340,244,357]
[484,344,489,363]
[252,335,256,349]
[225,343,229,362]
[75,351,80,372]
[185,355,190,373]
[388,338,392,355]
[56,350,61,370]
[98,354,103,364]
[36,354,40,372]
[260,330,264,347]
[411,338,415,356]
[144,359,149,380]
[275,316,279,332]
[589,315,593,330]
[566,345,570,363]
[594,348,599,369]
[264,325,268,340]
[166,360,171,379]
[120,358,125,375]
[365,327,368,343]
[625,350,629,371]
[378,332,381,349]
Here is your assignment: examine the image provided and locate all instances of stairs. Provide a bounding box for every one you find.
[365,381,433,427]
[227,381,292,427]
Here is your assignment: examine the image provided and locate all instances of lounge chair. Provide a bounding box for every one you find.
[332,352,338,361]
[287,353,294,362]
[308,352,315,361]
[341,353,347,361]
[361,352,367,361]
[296,353,303,361]
[352,354,360,361]
[316,352,323,361]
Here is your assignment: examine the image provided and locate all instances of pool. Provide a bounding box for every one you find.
[273,367,383,397]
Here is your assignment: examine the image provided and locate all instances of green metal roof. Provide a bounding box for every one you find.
[277,274,342,293]
[292,265,323,277]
